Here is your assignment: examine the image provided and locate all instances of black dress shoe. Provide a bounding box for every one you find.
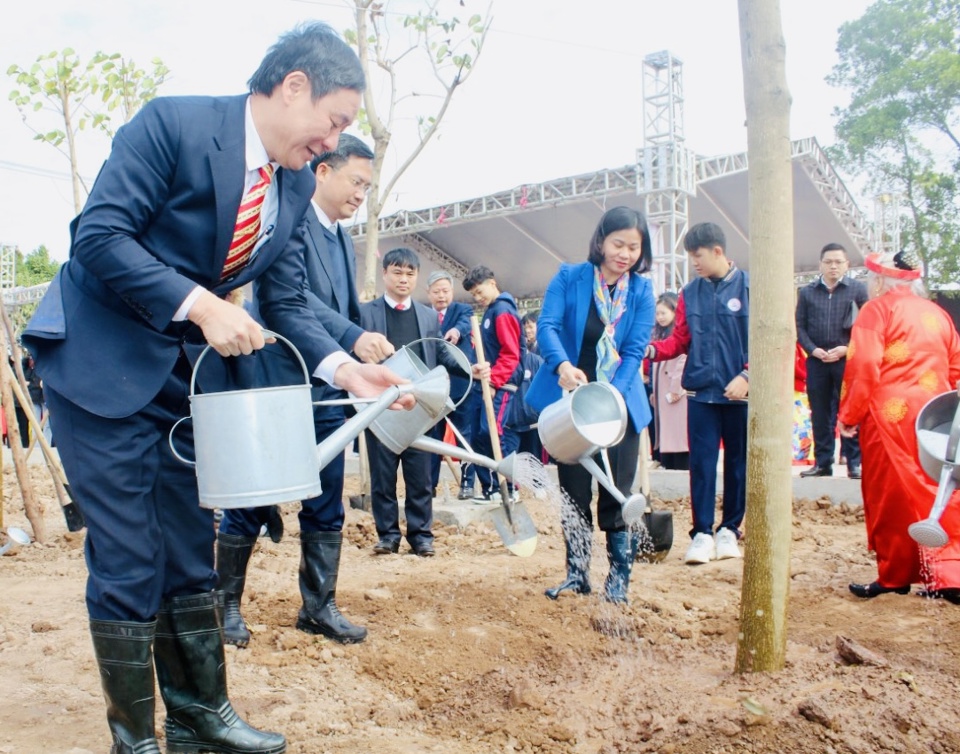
[800,465,833,478]
[847,466,861,479]
[849,581,910,598]
[412,543,435,558]
[373,539,400,554]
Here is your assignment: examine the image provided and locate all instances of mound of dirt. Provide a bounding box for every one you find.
[2,466,959,754]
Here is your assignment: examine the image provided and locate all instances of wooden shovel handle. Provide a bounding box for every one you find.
[470,316,505,476]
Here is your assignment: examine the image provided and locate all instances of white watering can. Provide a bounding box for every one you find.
[0,527,31,556]
[537,382,648,527]
[170,332,450,510]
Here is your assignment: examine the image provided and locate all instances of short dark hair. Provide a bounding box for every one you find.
[248,22,365,100]
[382,247,420,271]
[820,242,847,259]
[684,222,726,253]
[587,206,652,274]
[463,265,496,292]
[309,133,375,173]
[521,311,539,326]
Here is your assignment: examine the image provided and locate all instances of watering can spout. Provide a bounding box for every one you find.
[408,436,518,481]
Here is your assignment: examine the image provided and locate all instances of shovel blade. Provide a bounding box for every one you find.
[62,502,86,532]
[489,500,538,557]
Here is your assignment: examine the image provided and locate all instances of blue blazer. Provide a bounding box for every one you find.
[525,262,655,432]
[440,300,476,401]
[23,95,342,418]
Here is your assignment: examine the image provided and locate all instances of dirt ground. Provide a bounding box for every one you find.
[2,463,960,754]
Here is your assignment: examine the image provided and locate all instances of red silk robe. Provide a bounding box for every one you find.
[838,288,960,589]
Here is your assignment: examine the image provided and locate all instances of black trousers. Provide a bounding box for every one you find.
[366,429,434,547]
[556,421,640,532]
[806,356,861,469]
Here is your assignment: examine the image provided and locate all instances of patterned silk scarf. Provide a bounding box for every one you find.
[592,266,629,383]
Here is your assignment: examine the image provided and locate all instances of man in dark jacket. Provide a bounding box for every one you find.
[648,222,749,566]
[795,242,868,479]
[218,134,391,648]
[425,269,480,499]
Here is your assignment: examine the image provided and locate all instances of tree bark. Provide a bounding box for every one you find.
[735,0,794,673]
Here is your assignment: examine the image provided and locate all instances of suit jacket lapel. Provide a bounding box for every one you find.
[209,96,247,285]
[574,264,592,354]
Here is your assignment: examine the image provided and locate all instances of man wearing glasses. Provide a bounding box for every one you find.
[796,243,869,478]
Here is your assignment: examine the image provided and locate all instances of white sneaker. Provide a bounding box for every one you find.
[684,532,716,564]
[715,528,742,560]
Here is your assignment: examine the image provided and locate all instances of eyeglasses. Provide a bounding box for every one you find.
[344,174,372,195]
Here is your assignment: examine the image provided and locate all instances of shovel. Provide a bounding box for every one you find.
[5,362,85,531]
[470,316,538,557]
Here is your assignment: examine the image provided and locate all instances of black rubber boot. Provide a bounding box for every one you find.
[604,530,633,604]
[90,619,162,754]
[215,533,257,648]
[296,531,367,644]
[545,523,592,600]
[154,592,286,754]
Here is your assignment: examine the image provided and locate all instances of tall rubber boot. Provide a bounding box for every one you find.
[604,530,633,604]
[89,619,162,754]
[154,592,286,754]
[544,521,592,600]
[215,533,257,648]
[295,531,367,644]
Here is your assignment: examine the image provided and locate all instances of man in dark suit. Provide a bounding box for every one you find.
[22,23,410,754]
[361,248,442,557]
[425,269,481,499]
[218,135,389,648]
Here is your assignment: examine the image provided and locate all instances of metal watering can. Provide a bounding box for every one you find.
[913,390,960,548]
[537,382,648,527]
[170,332,446,510]
[366,341,521,483]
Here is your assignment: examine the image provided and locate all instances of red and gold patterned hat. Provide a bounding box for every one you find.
[864,250,922,281]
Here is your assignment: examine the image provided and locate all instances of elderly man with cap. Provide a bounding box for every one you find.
[426,269,481,499]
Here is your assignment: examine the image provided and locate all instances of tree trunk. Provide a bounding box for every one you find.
[735,0,794,673]
[0,357,45,543]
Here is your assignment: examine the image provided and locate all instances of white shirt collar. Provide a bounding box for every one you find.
[384,294,411,310]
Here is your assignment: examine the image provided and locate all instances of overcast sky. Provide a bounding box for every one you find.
[0,0,873,262]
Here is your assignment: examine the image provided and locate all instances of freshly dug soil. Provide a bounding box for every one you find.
[2,465,959,754]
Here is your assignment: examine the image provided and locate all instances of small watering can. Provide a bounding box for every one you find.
[170,332,439,510]
[0,527,31,556]
[913,390,960,547]
[537,382,648,527]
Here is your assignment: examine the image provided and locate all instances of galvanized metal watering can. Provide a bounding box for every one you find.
[366,341,522,483]
[537,382,648,526]
[913,390,960,547]
[170,332,444,510]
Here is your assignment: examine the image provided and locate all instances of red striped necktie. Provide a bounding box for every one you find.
[221,164,274,280]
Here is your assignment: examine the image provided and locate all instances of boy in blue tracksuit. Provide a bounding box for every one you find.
[647,222,749,565]
[463,265,524,501]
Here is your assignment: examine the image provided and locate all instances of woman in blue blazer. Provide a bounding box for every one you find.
[526,206,655,603]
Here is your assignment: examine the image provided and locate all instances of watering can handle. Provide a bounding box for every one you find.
[946,400,960,464]
[168,416,196,467]
[189,330,312,397]
[402,337,474,410]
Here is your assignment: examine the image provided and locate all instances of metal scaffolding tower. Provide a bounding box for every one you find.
[0,244,15,291]
[873,193,901,256]
[638,51,696,293]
